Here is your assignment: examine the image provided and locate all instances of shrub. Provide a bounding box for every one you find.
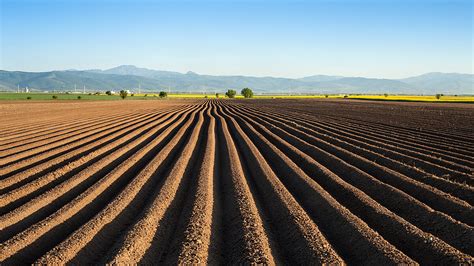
[52,95,58,99]
[159,91,168,98]
[26,96,31,100]
[225,89,236,98]
[343,95,348,98]
[241,88,254,98]
[88,93,92,95]
[384,93,388,97]
[144,94,148,97]
[204,95,208,98]
[131,93,134,97]
[119,90,128,99]
[77,96,82,100]
[325,95,329,98]
[435,94,442,100]
[105,91,112,96]
[216,93,220,98]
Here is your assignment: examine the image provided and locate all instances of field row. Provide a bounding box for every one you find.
[0,99,472,264]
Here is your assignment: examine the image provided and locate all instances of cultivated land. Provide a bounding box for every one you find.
[1,92,474,102]
[0,99,473,264]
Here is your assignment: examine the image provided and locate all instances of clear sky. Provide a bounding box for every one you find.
[0,0,472,78]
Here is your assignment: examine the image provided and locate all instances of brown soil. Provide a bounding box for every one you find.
[0,99,473,264]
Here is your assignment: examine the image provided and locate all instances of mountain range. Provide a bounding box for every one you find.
[1,65,472,94]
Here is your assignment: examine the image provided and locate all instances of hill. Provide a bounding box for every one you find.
[1,66,472,94]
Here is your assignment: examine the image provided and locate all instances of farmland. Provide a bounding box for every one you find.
[0,99,473,264]
[1,92,474,102]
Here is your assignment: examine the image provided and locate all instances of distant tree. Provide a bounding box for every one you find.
[204,95,208,98]
[435,94,442,100]
[216,93,220,98]
[241,88,254,98]
[130,93,134,97]
[52,95,58,99]
[105,91,112,96]
[77,96,82,100]
[225,89,236,98]
[119,90,128,99]
[159,91,168,98]
[343,95,348,99]
[27,96,31,100]
[325,95,329,98]
[384,93,388,97]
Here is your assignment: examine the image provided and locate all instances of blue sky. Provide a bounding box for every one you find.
[0,0,472,78]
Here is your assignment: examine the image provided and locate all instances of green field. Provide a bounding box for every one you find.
[0,92,473,103]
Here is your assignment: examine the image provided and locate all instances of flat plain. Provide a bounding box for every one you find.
[0,99,473,264]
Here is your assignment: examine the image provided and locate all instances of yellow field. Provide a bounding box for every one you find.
[344,95,474,102]
[8,92,470,102]
[161,94,474,102]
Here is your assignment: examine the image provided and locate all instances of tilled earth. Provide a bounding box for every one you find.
[0,99,473,264]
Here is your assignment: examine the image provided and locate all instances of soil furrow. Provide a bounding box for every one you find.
[0,105,200,263]
[224,103,472,263]
[32,104,205,264]
[0,106,192,215]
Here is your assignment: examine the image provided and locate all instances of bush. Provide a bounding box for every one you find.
[144,94,148,97]
[204,95,208,98]
[119,90,128,99]
[105,91,112,96]
[52,95,58,99]
[225,89,236,98]
[27,96,31,100]
[130,93,134,97]
[241,88,254,98]
[77,96,82,100]
[384,93,388,97]
[216,93,220,98]
[88,93,92,95]
[343,95,348,98]
[325,95,329,98]
[435,94,442,100]
[159,91,168,98]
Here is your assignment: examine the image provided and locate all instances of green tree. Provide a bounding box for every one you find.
[119,90,128,99]
[159,91,168,98]
[105,91,112,96]
[216,93,220,98]
[241,88,254,98]
[435,94,442,100]
[225,89,236,98]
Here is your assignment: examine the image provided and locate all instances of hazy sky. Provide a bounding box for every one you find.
[0,0,472,78]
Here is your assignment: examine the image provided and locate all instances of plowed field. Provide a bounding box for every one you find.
[1,99,473,264]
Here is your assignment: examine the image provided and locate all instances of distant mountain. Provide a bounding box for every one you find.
[1,65,472,94]
[297,75,343,83]
[0,70,167,92]
[400,72,474,94]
